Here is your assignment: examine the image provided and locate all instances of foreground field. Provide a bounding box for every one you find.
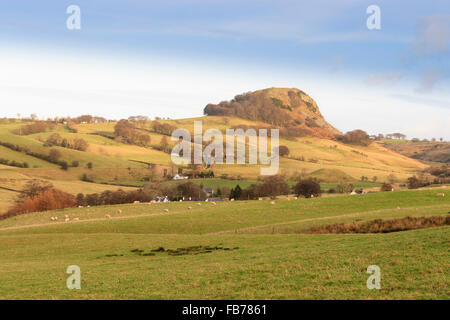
[0,188,448,299]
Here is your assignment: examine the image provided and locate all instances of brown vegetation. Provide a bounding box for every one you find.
[114,120,151,146]
[3,189,77,219]
[304,216,450,234]
[336,129,372,146]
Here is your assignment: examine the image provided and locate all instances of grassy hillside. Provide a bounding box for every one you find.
[0,118,428,210]
[0,188,448,299]
[382,140,450,163]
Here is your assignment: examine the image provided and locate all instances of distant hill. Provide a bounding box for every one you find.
[204,88,340,139]
[382,140,450,164]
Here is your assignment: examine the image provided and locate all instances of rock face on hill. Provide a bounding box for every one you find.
[204,88,341,139]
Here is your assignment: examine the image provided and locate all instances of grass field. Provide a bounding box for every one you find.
[0,187,448,299]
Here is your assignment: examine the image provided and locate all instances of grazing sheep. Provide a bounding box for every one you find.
[116,209,122,214]
[65,218,70,222]
[197,203,202,206]
[164,209,169,213]
[270,201,275,205]
[188,206,192,210]
[179,199,183,202]
[437,193,445,197]
[258,197,263,201]
[54,216,58,221]
[230,198,235,202]
[294,197,298,200]
[50,217,55,221]
[105,214,111,219]
[78,206,83,208]
[134,201,140,204]
[64,214,69,218]
[211,202,217,205]
[73,218,79,222]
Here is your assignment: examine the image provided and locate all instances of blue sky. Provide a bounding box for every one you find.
[0,0,449,139]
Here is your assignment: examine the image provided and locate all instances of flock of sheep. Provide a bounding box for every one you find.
[48,192,444,224]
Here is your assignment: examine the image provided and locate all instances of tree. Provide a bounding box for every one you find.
[380,183,393,192]
[71,138,89,151]
[60,161,69,171]
[45,133,63,146]
[160,136,169,152]
[407,176,422,189]
[49,149,62,162]
[278,145,290,157]
[15,179,54,204]
[294,179,321,198]
[257,175,289,198]
[230,185,242,200]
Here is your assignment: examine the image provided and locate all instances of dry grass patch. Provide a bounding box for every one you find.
[305,216,450,234]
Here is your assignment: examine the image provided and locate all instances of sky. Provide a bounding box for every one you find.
[0,0,449,139]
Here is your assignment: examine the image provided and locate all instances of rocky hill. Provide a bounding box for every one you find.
[204,88,341,139]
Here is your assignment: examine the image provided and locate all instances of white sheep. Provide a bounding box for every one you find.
[65,218,70,222]
[105,214,111,219]
[116,209,122,214]
[163,208,169,213]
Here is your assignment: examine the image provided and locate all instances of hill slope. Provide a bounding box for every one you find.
[204,88,340,139]
[382,140,450,163]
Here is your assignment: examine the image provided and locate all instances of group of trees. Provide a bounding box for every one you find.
[114,120,151,146]
[0,158,29,168]
[152,121,177,136]
[15,121,55,135]
[360,176,377,182]
[229,175,321,200]
[204,92,293,127]
[70,115,108,124]
[337,130,372,146]
[44,133,89,151]
[2,180,76,219]
[0,141,70,170]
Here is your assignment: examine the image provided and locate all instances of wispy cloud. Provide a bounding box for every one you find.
[391,93,450,109]
[415,69,446,93]
[413,14,450,56]
[365,72,403,86]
